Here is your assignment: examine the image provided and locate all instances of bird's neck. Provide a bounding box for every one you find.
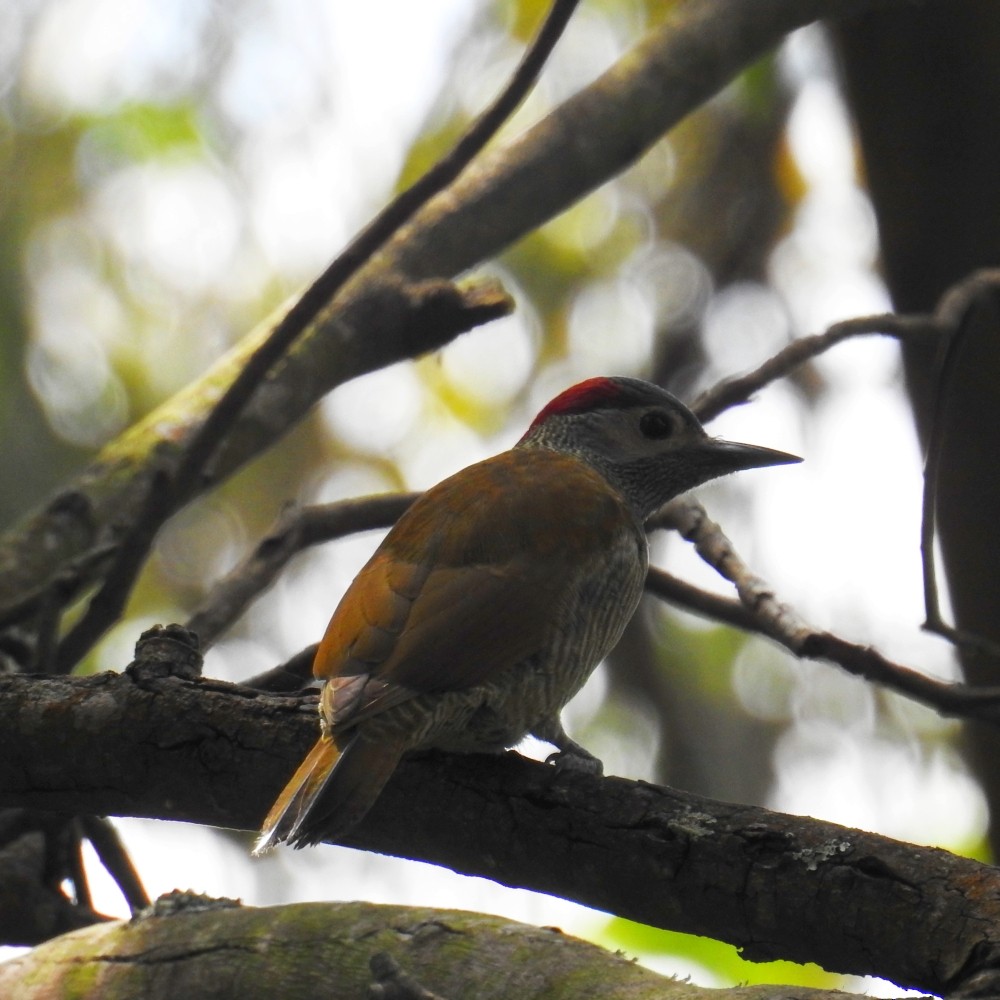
[515,436,660,523]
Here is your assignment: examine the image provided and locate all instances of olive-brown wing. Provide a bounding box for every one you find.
[312,450,634,730]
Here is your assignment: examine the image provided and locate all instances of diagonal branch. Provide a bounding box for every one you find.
[649,498,1000,722]
[690,312,939,421]
[185,494,419,652]
[174,0,583,503]
[78,816,150,914]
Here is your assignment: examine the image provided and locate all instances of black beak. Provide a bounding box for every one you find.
[704,439,802,474]
[668,437,800,498]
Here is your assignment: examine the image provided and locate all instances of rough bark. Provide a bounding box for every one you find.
[0,669,997,996]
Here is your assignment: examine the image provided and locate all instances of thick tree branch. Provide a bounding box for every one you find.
[0,669,996,996]
[379,0,877,283]
[0,898,881,1000]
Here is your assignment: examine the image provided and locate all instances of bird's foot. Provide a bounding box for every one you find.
[533,716,604,776]
[545,743,604,777]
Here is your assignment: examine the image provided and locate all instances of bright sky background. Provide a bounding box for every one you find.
[3,1,982,991]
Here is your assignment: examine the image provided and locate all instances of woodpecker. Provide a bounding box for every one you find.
[254,376,798,852]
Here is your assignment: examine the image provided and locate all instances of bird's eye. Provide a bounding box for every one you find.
[639,410,675,439]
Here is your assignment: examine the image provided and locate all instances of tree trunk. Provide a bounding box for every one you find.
[834,3,1000,855]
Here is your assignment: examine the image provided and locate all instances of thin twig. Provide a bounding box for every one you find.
[174,0,582,503]
[652,499,804,640]
[919,270,1000,659]
[50,0,582,675]
[691,312,939,422]
[79,815,151,913]
[187,486,1000,728]
[648,498,1000,723]
[67,819,92,912]
[684,291,1000,673]
[178,287,1000,722]
[53,471,169,673]
[186,494,419,654]
[645,566,759,632]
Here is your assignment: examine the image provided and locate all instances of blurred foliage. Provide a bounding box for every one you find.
[81,103,204,162]
[603,916,839,991]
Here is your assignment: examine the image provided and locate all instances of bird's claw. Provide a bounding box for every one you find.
[545,748,604,777]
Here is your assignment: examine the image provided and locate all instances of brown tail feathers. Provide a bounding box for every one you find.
[253,734,404,854]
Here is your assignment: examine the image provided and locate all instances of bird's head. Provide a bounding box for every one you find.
[517,376,799,519]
